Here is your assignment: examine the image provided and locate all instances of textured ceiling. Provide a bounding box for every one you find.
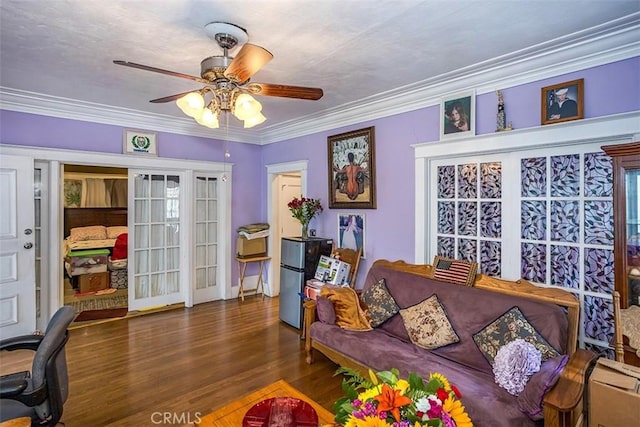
[1,1,639,143]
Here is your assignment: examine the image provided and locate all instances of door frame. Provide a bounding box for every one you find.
[0,144,232,314]
[266,160,308,297]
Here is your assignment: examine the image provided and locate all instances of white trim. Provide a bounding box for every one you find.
[1,14,638,145]
[266,160,308,296]
[414,112,640,263]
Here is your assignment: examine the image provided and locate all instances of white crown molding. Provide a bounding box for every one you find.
[1,14,638,145]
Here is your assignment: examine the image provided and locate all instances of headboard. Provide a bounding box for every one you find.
[64,207,128,237]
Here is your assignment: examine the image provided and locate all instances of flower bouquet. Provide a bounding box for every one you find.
[333,367,472,427]
[287,196,323,238]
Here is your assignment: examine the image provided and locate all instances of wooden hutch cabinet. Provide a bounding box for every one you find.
[602,141,640,366]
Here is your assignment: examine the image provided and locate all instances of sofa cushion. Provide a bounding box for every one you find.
[431,256,478,286]
[399,294,459,350]
[316,296,335,325]
[517,354,569,421]
[473,307,560,366]
[360,278,399,327]
[493,339,542,396]
[320,286,371,331]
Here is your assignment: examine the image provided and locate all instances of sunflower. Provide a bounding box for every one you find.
[430,372,451,391]
[442,397,473,427]
[345,415,392,427]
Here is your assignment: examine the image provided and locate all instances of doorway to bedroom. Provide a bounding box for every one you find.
[62,164,129,324]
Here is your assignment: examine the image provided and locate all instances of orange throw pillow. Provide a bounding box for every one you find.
[320,286,372,331]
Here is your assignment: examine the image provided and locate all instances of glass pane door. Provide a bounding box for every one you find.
[129,171,183,310]
[193,174,221,303]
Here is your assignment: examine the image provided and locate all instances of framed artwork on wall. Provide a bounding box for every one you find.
[123,129,158,156]
[328,126,376,209]
[541,78,584,125]
[337,213,365,258]
[440,90,475,139]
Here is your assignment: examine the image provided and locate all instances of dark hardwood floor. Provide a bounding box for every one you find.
[1,296,345,426]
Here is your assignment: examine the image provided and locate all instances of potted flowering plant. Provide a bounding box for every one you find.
[333,367,473,427]
[288,196,323,239]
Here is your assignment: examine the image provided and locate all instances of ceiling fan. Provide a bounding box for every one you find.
[114,22,324,128]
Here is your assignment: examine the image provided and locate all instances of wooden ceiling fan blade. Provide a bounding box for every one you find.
[223,44,273,83]
[113,60,209,84]
[247,83,324,100]
[149,91,199,103]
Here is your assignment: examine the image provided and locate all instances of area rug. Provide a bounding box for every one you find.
[74,307,128,322]
[67,293,128,313]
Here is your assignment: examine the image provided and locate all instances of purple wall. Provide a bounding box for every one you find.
[263,57,640,286]
[1,57,638,289]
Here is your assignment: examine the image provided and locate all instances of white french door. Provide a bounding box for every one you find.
[128,170,184,311]
[0,154,36,338]
[193,174,222,304]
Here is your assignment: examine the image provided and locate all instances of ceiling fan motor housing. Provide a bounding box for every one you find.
[201,56,232,81]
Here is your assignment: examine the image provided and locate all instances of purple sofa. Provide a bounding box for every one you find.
[304,259,595,427]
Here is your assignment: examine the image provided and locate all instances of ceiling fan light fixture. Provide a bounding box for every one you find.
[243,111,266,128]
[195,107,220,128]
[176,92,205,118]
[233,93,262,121]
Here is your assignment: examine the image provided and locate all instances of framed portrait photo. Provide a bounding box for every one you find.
[328,126,376,209]
[541,78,584,125]
[337,213,365,258]
[440,90,475,139]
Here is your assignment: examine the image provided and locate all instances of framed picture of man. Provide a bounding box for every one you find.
[541,78,584,125]
[440,91,475,139]
[328,126,376,209]
[337,213,365,258]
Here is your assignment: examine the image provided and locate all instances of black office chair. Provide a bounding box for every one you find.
[0,306,75,426]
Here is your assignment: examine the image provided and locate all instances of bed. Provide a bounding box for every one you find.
[63,207,129,288]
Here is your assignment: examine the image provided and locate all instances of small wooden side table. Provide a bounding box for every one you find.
[236,255,271,301]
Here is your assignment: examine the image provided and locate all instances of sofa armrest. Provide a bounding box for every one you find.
[542,349,596,427]
[303,299,317,364]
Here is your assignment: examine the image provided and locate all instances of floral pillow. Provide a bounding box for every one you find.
[106,226,128,239]
[69,225,107,241]
[399,294,459,350]
[473,306,560,367]
[359,278,399,327]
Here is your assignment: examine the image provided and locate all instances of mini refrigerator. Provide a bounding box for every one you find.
[279,237,333,329]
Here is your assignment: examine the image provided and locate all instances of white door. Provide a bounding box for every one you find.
[0,154,36,338]
[279,175,302,237]
[193,174,222,304]
[128,171,184,311]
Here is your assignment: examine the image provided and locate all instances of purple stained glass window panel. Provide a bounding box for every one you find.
[521,200,546,240]
[480,202,501,238]
[584,152,613,197]
[437,237,455,259]
[521,242,546,283]
[550,245,579,289]
[457,202,477,236]
[584,200,614,245]
[584,248,614,294]
[521,157,546,197]
[481,241,501,277]
[550,200,580,243]
[457,164,477,199]
[481,162,502,199]
[438,201,455,234]
[438,165,455,199]
[583,295,613,342]
[458,238,477,262]
[550,154,580,197]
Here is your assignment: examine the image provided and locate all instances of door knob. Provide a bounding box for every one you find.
[24,242,33,249]
[24,228,33,235]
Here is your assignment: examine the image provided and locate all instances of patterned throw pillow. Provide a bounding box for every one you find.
[431,256,478,286]
[69,225,107,241]
[473,306,560,366]
[360,278,399,327]
[399,294,459,350]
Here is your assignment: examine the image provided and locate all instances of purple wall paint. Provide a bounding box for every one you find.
[1,57,638,290]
